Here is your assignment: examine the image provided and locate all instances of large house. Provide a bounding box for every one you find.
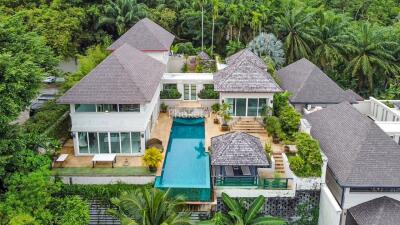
[57,18,400,224]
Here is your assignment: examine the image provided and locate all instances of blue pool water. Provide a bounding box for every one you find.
[155,118,211,201]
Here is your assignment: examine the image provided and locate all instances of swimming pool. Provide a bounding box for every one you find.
[155,118,211,201]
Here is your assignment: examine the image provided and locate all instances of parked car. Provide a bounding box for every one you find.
[43,76,56,84]
[29,94,56,116]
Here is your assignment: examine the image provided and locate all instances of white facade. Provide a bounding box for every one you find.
[144,50,170,64]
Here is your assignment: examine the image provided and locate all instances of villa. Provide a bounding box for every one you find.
[57,18,400,224]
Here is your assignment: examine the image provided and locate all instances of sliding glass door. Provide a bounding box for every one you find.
[225,98,269,117]
[236,98,247,116]
[78,132,142,154]
[183,84,197,100]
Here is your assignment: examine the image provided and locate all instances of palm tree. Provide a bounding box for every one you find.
[226,4,239,41]
[194,0,208,51]
[313,12,352,71]
[211,0,219,56]
[200,193,286,225]
[108,188,191,225]
[277,8,319,64]
[345,23,399,94]
[97,0,148,36]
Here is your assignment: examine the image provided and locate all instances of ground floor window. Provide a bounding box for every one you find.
[184,84,197,100]
[77,131,141,154]
[225,98,269,117]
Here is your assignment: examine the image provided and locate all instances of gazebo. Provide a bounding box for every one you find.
[210,132,270,186]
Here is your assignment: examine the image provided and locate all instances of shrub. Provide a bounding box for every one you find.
[160,103,168,113]
[211,103,220,113]
[272,91,290,116]
[53,196,89,225]
[143,147,163,168]
[288,156,305,175]
[290,133,323,177]
[172,42,198,55]
[181,63,188,72]
[265,116,284,139]
[265,142,272,155]
[198,84,219,99]
[279,105,301,139]
[160,89,182,99]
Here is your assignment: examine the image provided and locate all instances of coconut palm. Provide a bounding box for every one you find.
[97,0,148,36]
[313,12,353,71]
[108,188,191,225]
[345,23,400,93]
[194,0,208,51]
[277,8,319,64]
[200,193,286,225]
[210,0,219,56]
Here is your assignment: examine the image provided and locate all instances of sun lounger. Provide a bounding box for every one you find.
[225,166,234,176]
[54,154,68,168]
[241,166,251,176]
[92,154,117,168]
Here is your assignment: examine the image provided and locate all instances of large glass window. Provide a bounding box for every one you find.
[78,132,89,153]
[236,98,247,116]
[191,84,197,100]
[247,98,258,116]
[75,104,96,112]
[163,83,177,90]
[184,84,190,100]
[121,133,131,153]
[119,104,140,112]
[110,133,121,153]
[131,132,141,153]
[226,98,236,115]
[88,132,99,154]
[99,133,109,153]
[97,104,118,112]
[258,98,268,116]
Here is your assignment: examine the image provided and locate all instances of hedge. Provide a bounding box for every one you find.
[160,89,182,99]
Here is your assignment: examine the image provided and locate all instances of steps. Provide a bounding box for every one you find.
[272,153,285,175]
[231,119,266,134]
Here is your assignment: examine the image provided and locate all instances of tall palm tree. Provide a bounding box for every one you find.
[108,188,191,225]
[194,0,208,51]
[210,0,219,56]
[226,4,239,41]
[345,23,399,94]
[313,12,353,71]
[277,9,319,64]
[97,0,148,36]
[200,193,286,225]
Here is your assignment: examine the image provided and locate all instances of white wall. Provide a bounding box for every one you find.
[342,188,400,209]
[145,51,170,64]
[318,185,342,225]
[215,187,295,198]
[59,176,155,184]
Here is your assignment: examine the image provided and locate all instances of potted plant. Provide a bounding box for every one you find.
[219,103,232,131]
[211,103,220,124]
[160,103,168,113]
[143,147,163,172]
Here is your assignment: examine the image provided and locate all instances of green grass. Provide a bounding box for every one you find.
[52,167,155,176]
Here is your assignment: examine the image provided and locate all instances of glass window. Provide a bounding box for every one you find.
[119,104,140,112]
[88,132,99,154]
[236,98,247,116]
[184,84,190,100]
[191,84,197,100]
[258,98,267,116]
[75,104,96,112]
[78,132,88,153]
[110,133,121,153]
[99,132,109,153]
[163,83,177,90]
[226,98,236,115]
[97,104,118,112]
[131,132,141,153]
[121,133,131,153]
[247,98,258,116]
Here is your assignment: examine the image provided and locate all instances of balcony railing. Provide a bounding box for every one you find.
[213,176,292,190]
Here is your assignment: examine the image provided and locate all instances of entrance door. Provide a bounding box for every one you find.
[184,84,197,100]
[236,98,246,116]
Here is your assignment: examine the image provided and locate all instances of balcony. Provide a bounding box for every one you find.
[213,176,292,190]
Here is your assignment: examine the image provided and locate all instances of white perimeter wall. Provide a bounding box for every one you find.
[319,185,342,225]
[59,176,155,185]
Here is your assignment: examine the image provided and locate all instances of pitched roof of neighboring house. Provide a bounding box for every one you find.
[225,48,267,69]
[345,89,364,101]
[58,43,166,104]
[277,58,356,104]
[197,51,211,60]
[107,18,175,51]
[211,132,269,166]
[305,102,400,187]
[214,59,282,93]
[348,197,400,225]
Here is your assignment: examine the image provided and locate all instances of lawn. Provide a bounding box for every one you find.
[52,167,155,176]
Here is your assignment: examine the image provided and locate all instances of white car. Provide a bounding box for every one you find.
[43,76,56,83]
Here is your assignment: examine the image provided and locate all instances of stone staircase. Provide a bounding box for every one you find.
[272,153,285,175]
[231,119,266,134]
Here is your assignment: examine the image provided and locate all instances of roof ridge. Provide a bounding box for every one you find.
[290,64,316,100]
[141,18,169,49]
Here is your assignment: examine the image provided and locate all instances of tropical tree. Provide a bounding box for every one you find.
[210,0,219,55]
[194,0,208,51]
[248,32,285,69]
[344,23,400,94]
[98,0,148,36]
[201,193,286,225]
[108,188,191,225]
[226,40,245,56]
[277,8,319,64]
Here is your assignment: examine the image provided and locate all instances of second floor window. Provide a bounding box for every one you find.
[75,104,140,112]
[119,104,140,112]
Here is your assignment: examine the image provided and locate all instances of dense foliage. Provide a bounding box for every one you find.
[198,84,220,99]
[160,89,182,99]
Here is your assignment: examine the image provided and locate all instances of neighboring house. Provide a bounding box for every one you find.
[58,43,166,156]
[107,18,175,64]
[225,48,267,69]
[304,102,400,225]
[214,55,282,117]
[277,58,358,113]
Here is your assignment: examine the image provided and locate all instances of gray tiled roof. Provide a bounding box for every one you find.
[349,197,400,225]
[214,58,282,93]
[225,49,267,69]
[345,89,364,101]
[197,51,211,60]
[107,18,175,51]
[277,58,357,104]
[211,132,269,166]
[305,102,400,187]
[58,43,166,104]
